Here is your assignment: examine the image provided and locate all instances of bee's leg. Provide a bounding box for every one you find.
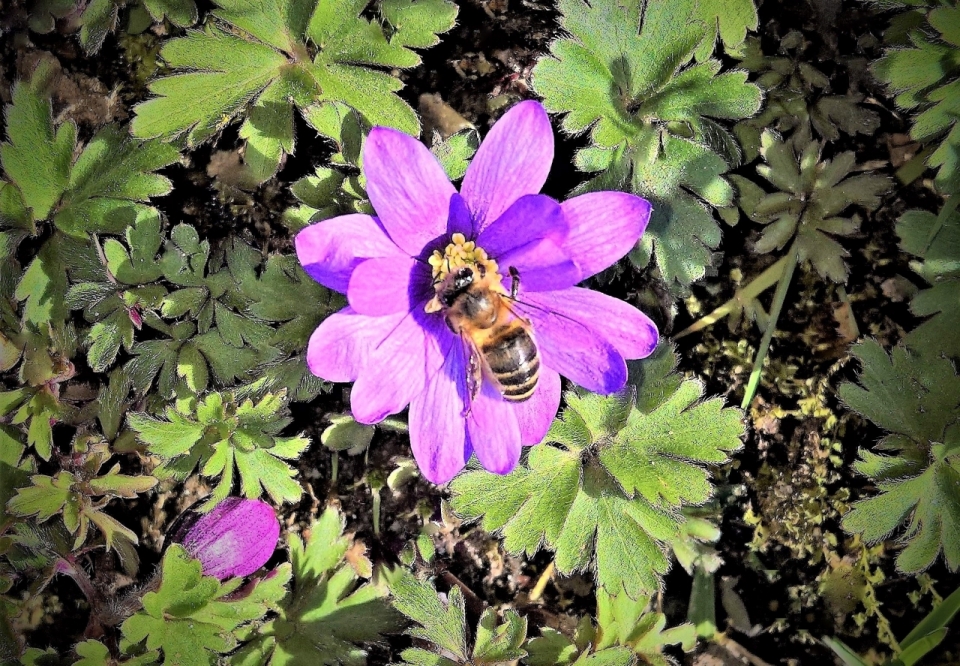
[508,266,521,299]
[505,266,533,326]
[462,334,483,417]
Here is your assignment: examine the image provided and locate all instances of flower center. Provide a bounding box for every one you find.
[427,233,501,284]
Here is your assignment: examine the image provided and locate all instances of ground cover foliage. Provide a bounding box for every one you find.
[0,0,959,663]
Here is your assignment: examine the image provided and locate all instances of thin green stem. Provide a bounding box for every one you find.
[675,255,790,339]
[740,247,799,410]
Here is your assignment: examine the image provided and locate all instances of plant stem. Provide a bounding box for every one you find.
[529,561,555,602]
[675,255,790,339]
[740,248,799,410]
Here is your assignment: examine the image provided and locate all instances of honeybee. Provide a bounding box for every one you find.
[426,264,539,404]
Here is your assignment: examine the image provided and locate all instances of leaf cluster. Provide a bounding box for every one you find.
[232,507,401,665]
[120,544,287,666]
[527,590,695,666]
[734,31,881,161]
[532,0,761,287]
[389,574,694,666]
[62,217,340,410]
[0,60,178,238]
[132,0,457,184]
[732,131,891,282]
[389,572,528,665]
[30,0,199,54]
[873,1,960,193]
[7,438,155,558]
[450,345,743,598]
[128,391,309,508]
[839,339,960,572]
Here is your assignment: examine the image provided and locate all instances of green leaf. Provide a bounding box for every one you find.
[392,573,469,661]
[451,352,744,598]
[390,572,526,665]
[7,472,74,522]
[430,128,479,181]
[897,205,960,358]
[320,413,375,454]
[78,0,119,53]
[132,0,456,183]
[53,125,178,237]
[120,545,277,665]
[733,36,880,158]
[129,391,307,506]
[532,0,761,286]
[28,0,76,34]
[142,0,199,27]
[0,60,70,221]
[840,339,960,444]
[233,507,400,665]
[74,639,160,666]
[1,65,177,235]
[873,5,960,193]
[736,132,890,282]
[840,340,960,572]
[16,236,69,328]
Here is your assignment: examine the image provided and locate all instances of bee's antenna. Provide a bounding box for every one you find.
[509,266,520,299]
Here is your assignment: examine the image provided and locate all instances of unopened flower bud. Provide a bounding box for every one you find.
[167,497,280,579]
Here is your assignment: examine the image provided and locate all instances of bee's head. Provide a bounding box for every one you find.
[452,266,475,290]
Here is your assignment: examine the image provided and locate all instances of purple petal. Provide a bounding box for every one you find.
[173,497,279,580]
[446,193,473,238]
[364,127,455,255]
[295,214,406,293]
[561,192,652,279]
[306,307,403,382]
[351,308,445,424]
[347,257,433,316]
[409,338,470,484]
[476,194,567,257]
[466,381,522,474]
[515,298,627,393]
[461,101,554,231]
[498,238,581,293]
[511,365,561,446]
[524,288,658,359]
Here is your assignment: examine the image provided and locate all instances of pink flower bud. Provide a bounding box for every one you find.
[168,497,280,579]
[128,307,143,330]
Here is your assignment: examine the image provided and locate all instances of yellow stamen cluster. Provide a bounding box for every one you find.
[428,233,501,283]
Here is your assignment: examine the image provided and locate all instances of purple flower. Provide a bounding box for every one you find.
[296,100,658,484]
[168,497,280,579]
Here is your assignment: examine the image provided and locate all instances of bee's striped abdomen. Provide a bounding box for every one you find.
[482,325,539,402]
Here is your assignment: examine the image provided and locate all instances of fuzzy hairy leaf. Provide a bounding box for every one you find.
[450,353,743,598]
[873,4,960,192]
[533,0,761,286]
[231,507,400,665]
[121,544,283,666]
[734,132,890,281]
[132,0,456,183]
[389,572,526,665]
[897,205,960,358]
[1,65,177,235]
[7,440,154,552]
[840,339,960,572]
[128,391,307,507]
